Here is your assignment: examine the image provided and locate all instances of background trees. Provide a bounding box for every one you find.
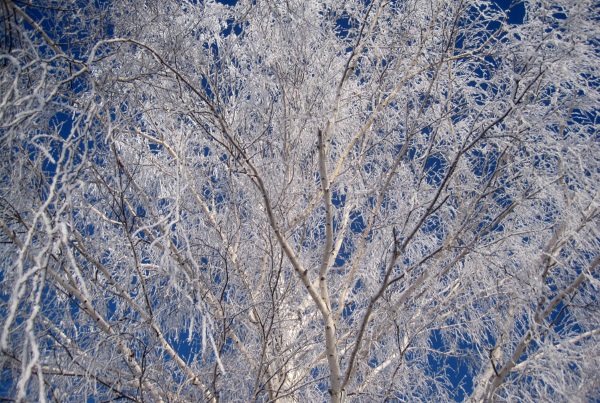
[1,0,598,401]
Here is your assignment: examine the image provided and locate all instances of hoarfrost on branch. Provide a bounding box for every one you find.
[1,0,599,401]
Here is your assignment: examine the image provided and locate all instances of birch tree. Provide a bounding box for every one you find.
[1,0,599,401]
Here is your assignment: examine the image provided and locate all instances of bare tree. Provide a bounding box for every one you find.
[1,0,599,401]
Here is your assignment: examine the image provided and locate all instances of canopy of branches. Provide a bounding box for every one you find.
[1,0,599,401]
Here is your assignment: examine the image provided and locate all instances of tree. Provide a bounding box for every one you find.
[1,0,599,401]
